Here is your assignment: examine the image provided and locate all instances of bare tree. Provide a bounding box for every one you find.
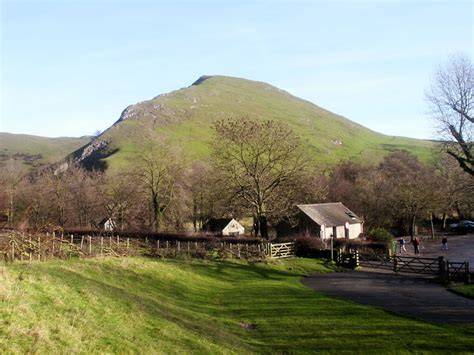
[0,158,26,224]
[426,54,474,175]
[212,118,308,239]
[378,151,442,238]
[135,137,182,232]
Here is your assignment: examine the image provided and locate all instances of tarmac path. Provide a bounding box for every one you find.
[399,234,474,267]
[303,270,474,324]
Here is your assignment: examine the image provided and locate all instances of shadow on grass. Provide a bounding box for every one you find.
[9,258,474,353]
[25,262,253,353]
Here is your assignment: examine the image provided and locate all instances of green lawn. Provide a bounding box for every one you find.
[451,284,474,300]
[1,257,473,353]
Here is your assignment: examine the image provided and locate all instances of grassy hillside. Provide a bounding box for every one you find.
[1,257,473,353]
[76,76,434,170]
[0,132,91,165]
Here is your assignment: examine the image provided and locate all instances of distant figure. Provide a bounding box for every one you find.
[413,238,420,255]
[441,236,448,251]
[399,237,407,253]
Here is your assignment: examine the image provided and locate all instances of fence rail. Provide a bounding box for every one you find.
[357,253,393,270]
[394,256,441,275]
[344,251,471,284]
[268,242,295,259]
[0,232,267,262]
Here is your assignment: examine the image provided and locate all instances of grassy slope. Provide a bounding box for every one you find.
[0,132,91,164]
[98,76,434,169]
[451,284,474,299]
[1,257,473,353]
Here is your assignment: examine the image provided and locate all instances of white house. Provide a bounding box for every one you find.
[202,218,245,236]
[99,218,117,231]
[297,203,363,239]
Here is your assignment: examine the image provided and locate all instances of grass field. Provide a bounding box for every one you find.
[1,257,473,353]
[0,132,91,165]
[451,284,474,300]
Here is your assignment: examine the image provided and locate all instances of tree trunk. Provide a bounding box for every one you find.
[410,215,416,241]
[152,194,159,232]
[259,215,268,240]
[430,212,435,239]
[192,199,197,232]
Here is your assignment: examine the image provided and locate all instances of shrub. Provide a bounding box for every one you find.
[367,228,394,243]
[275,236,328,258]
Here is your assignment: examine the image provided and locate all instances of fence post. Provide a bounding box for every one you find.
[100,236,104,257]
[237,243,241,258]
[438,256,446,284]
[89,236,92,255]
[465,262,470,284]
[11,241,15,262]
[70,235,74,259]
[394,255,398,273]
[446,260,451,283]
[330,237,333,261]
[59,234,63,253]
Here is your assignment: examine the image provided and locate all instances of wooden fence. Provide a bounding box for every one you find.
[338,251,471,284]
[266,242,295,259]
[0,232,267,262]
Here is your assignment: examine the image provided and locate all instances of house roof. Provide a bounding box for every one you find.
[297,203,363,227]
[202,218,234,232]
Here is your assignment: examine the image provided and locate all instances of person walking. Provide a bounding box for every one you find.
[399,237,407,253]
[413,237,420,255]
[441,236,448,251]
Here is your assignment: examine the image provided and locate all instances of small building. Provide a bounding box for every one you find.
[99,217,116,231]
[202,218,245,236]
[297,203,363,239]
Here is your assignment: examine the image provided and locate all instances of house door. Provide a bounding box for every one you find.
[332,226,337,238]
[344,222,350,239]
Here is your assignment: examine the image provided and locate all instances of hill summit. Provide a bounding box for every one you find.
[71,75,433,170]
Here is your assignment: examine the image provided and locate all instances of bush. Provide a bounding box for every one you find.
[294,237,327,258]
[367,228,394,243]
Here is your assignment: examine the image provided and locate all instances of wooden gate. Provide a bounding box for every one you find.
[394,256,441,275]
[447,261,471,283]
[268,242,295,259]
[357,252,393,270]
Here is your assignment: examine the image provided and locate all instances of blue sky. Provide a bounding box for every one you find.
[1,0,473,139]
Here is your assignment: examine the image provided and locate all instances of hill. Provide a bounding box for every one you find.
[0,132,92,166]
[2,257,473,353]
[71,75,435,170]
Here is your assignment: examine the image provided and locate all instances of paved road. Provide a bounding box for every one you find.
[398,234,474,267]
[303,271,474,324]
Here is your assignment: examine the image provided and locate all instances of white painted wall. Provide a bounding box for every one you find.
[104,219,115,231]
[321,223,362,239]
[222,219,245,236]
[349,223,362,239]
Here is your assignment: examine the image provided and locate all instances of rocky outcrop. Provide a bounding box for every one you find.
[77,139,108,162]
